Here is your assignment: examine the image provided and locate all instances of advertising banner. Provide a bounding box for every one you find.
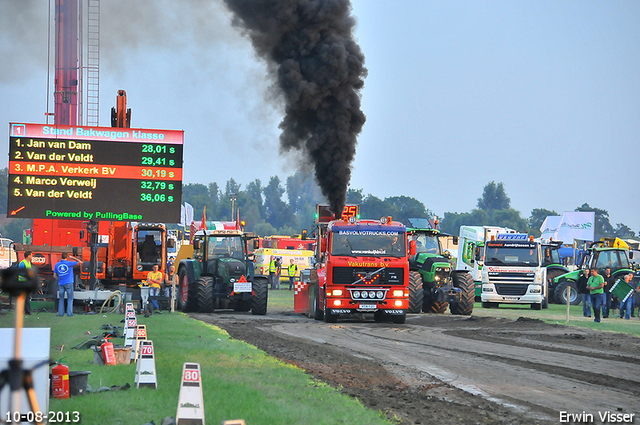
[540,212,595,243]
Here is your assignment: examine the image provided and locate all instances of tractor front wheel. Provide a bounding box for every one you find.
[251,277,269,315]
[407,271,424,314]
[449,272,474,315]
[196,276,214,313]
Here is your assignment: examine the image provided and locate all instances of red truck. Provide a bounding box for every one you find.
[296,205,414,324]
[14,218,169,293]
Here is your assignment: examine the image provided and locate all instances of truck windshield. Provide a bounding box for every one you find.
[331,230,406,257]
[484,242,539,266]
[207,236,244,260]
[412,234,440,255]
[542,245,562,266]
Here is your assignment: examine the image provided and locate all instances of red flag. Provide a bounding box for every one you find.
[202,206,207,231]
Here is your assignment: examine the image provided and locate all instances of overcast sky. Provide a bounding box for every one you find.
[1,0,639,233]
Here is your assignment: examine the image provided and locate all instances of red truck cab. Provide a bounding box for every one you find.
[297,214,414,324]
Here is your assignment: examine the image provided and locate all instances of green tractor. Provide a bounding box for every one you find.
[552,241,635,305]
[176,228,268,314]
[405,219,474,315]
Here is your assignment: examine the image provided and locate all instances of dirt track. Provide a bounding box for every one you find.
[190,307,640,425]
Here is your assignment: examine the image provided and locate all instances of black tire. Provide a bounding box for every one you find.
[323,298,338,323]
[373,310,384,322]
[423,298,448,314]
[313,284,323,320]
[392,312,407,324]
[542,292,549,309]
[407,271,424,314]
[546,269,567,304]
[554,280,580,305]
[531,302,542,310]
[449,273,474,315]
[196,276,214,313]
[251,277,268,315]
[178,267,197,312]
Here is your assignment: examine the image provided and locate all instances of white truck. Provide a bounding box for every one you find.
[480,233,548,310]
[456,226,516,301]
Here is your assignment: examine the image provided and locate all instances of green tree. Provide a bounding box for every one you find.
[361,195,398,220]
[492,208,529,232]
[0,218,31,242]
[385,196,431,223]
[439,210,490,235]
[477,181,510,212]
[528,208,559,236]
[346,188,364,204]
[612,223,636,238]
[286,171,323,214]
[263,176,292,229]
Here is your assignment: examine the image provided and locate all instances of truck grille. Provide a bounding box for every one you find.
[495,284,529,296]
[332,267,404,286]
[488,272,535,296]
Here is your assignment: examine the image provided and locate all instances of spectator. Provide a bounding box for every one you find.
[633,275,640,320]
[164,265,178,312]
[610,294,620,318]
[16,251,34,315]
[287,259,298,291]
[602,267,615,318]
[617,273,635,320]
[587,268,606,323]
[274,257,282,290]
[54,252,81,317]
[576,269,592,318]
[146,264,163,310]
[269,256,277,289]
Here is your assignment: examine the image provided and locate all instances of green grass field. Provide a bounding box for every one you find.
[1,290,638,424]
[0,291,390,425]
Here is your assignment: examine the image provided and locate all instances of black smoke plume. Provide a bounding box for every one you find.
[223,0,367,216]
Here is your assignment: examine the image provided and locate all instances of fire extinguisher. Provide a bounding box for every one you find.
[102,339,116,365]
[52,363,69,399]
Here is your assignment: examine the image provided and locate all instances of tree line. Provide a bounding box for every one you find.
[0,168,636,242]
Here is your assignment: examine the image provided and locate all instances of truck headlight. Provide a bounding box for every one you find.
[353,291,361,299]
[482,287,494,292]
[530,287,541,293]
[332,289,343,296]
[376,291,384,299]
[393,290,404,297]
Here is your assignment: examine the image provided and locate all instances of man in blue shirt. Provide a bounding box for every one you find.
[54,252,81,317]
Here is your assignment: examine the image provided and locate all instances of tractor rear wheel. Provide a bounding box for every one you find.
[178,268,197,312]
[449,272,474,315]
[554,280,580,305]
[407,271,424,314]
[251,277,269,315]
[196,277,214,313]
